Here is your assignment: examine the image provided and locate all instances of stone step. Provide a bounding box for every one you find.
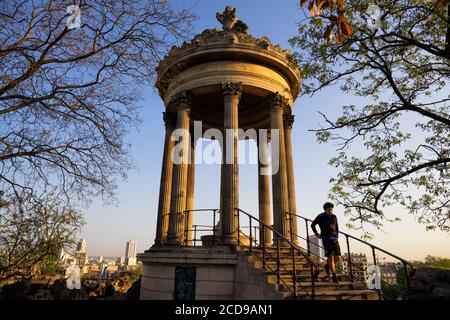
[251,247,310,255]
[264,271,358,285]
[251,259,313,269]
[276,281,356,292]
[264,268,322,276]
[255,255,322,265]
[263,259,315,267]
[252,247,317,257]
[249,252,322,264]
[264,268,356,284]
[241,247,380,300]
[268,273,354,282]
[283,289,380,300]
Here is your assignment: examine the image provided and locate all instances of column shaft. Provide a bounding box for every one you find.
[270,94,291,243]
[284,115,298,244]
[258,131,272,246]
[220,82,242,245]
[167,92,193,245]
[185,140,195,245]
[154,113,175,245]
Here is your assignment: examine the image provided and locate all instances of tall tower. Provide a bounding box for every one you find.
[125,240,137,266]
[76,239,87,253]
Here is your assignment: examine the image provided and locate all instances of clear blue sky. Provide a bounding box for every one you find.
[79,0,449,261]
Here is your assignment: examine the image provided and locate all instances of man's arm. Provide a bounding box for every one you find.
[335,215,339,235]
[311,215,320,237]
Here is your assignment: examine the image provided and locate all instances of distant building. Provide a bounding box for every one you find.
[99,263,119,279]
[307,235,324,260]
[118,256,125,265]
[76,239,87,253]
[342,253,368,281]
[379,262,400,285]
[75,239,88,266]
[125,240,137,266]
[75,252,88,267]
[58,247,75,265]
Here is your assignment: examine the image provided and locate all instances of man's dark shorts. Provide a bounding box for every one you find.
[322,238,341,257]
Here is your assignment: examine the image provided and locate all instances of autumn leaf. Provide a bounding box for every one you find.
[309,1,317,16]
[340,19,352,37]
[335,31,341,43]
[317,0,331,15]
[433,0,449,9]
[300,0,309,7]
[324,23,334,43]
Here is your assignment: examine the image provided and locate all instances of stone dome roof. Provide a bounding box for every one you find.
[155,6,301,101]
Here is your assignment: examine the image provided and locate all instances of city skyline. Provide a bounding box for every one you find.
[78,0,450,260]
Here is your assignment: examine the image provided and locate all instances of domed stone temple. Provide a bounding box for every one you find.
[138,6,379,301]
[154,5,300,247]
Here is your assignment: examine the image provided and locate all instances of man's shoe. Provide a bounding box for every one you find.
[332,273,339,283]
[324,264,330,275]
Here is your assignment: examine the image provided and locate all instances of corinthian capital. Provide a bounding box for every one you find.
[172,91,195,111]
[284,114,295,129]
[220,82,243,98]
[268,92,290,110]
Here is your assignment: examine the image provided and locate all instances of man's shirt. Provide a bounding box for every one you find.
[311,212,339,240]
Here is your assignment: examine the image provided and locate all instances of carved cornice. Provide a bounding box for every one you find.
[220,82,243,98]
[172,91,195,111]
[268,92,290,110]
[154,6,300,98]
[284,114,295,129]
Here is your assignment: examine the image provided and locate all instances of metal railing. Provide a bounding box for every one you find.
[236,208,322,300]
[183,209,219,246]
[180,208,322,299]
[287,212,416,300]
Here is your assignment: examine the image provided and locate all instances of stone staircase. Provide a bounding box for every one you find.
[242,246,379,300]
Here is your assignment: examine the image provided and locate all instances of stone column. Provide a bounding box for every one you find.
[258,130,272,247]
[166,91,193,245]
[185,138,196,245]
[284,114,298,244]
[154,112,176,246]
[269,93,290,243]
[220,82,242,245]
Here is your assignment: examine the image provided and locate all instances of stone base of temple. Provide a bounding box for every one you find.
[138,245,380,300]
[137,246,284,300]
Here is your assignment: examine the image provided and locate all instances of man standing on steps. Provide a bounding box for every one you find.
[311,202,341,283]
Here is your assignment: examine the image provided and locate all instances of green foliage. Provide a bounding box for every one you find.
[381,255,450,300]
[1,0,194,286]
[381,282,402,300]
[414,255,450,269]
[0,193,84,284]
[37,244,62,277]
[38,256,60,277]
[290,0,450,233]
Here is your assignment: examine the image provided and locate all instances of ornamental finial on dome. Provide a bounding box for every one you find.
[216,6,236,31]
[216,6,249,34]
